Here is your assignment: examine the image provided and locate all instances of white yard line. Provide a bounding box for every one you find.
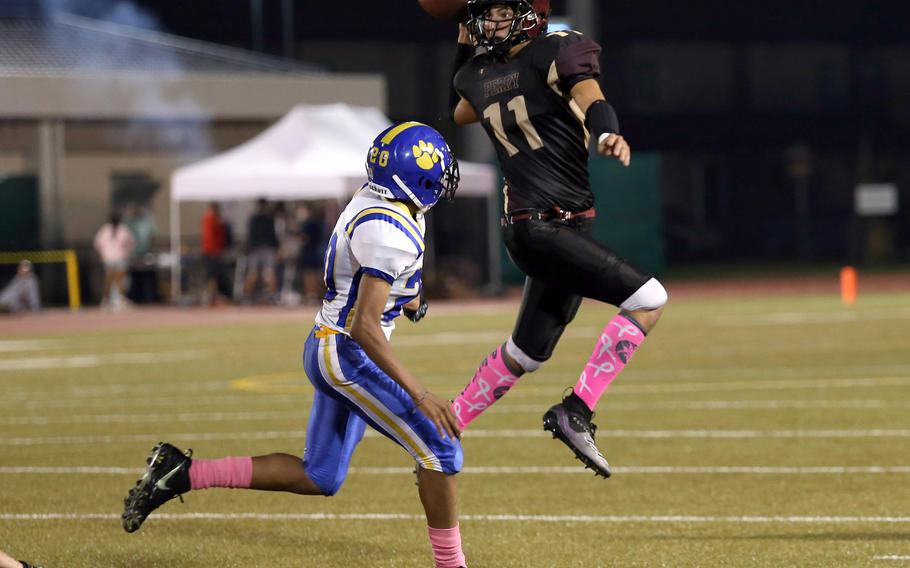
[4,428,910,446]
[0,350,206,372]
[4,465,910,475]
[607,376,910,395]
[7,374,910,405]
[0,430,308,446]
[5,399,904,424]
[18,393,299,411]
[0,340,65,352]
[0,410,301,425]
[709,307,910,326]
[477,399,910,413]
[0,466,143,474]
[396,309,910,340]
[629,363,910,380]
[4,380,228,402]
[3,512,910,524]
[391,327,599,347]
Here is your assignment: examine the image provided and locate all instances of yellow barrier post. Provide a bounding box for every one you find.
[64,250,81,311]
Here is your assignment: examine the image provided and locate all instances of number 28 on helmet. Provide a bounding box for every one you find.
[365,122,460,213]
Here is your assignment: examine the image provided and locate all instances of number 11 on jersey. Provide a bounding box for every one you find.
[483,95,544,157]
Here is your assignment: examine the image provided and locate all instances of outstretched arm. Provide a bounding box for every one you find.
[350,275,460,439]
[570,79,631,166]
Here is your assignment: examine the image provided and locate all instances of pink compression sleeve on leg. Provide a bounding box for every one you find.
[189,456,253,490]
[428,524,466,568]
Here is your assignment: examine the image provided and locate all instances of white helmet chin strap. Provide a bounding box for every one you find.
[392,174,431,212]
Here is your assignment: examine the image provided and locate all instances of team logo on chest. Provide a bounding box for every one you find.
[483,72,520,98]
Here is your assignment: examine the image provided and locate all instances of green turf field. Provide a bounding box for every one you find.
[2,292,910,567]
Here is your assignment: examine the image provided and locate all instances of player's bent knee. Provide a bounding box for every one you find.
[428,437,464,475]
[505,337,544,372]
[620,278,668,312]
[304,463,344,496]
[313,475,343,496]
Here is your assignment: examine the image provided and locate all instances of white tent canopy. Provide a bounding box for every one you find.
[171,103,497,202]
[169,103,500,299]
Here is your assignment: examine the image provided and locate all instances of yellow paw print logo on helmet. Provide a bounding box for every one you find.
[413,140,444,170]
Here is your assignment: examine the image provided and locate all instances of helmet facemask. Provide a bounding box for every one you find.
[467,0,538,56]
[440,154,460,203]
[392,152,459,214]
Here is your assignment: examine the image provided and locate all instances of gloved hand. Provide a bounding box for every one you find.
[403,290,428,323]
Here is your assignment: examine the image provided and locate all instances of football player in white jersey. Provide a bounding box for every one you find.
[123,123,468,568]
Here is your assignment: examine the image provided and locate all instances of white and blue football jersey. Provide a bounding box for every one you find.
[315,188,424,339]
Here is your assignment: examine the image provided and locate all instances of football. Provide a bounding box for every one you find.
[417,0,469,22]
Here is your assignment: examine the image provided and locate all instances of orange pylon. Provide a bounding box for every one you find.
[840,266,857,306]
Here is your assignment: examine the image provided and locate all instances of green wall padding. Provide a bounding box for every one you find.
[0,175,40,250]
[500,151,664,284]
[588,152,665,275]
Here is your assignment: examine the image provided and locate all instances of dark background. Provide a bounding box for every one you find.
[5,0,909,270]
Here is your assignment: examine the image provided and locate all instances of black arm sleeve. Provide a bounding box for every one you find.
[448,44,476,121]
[585,99,620,140]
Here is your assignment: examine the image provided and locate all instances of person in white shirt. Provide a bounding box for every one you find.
[122,123,470,568]
[93,212,135,310]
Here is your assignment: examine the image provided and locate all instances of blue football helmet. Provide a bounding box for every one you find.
[365,122,459,213]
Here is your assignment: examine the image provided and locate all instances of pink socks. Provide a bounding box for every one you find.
[452,314,645,424]
[428,525,466,568]
[189,456,253,490]
[451,346,519,429]
[574,314,645,411]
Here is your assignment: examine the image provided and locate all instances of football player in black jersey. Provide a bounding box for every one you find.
[448,0,668,477]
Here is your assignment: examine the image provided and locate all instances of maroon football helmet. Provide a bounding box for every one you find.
[466,0,551,55]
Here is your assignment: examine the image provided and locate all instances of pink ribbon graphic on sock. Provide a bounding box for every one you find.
[451,346,518,429]
[574,314,644,411]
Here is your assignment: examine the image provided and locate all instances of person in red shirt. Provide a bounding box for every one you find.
[201,202,229,305]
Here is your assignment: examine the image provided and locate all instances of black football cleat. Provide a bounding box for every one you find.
[122,442,193,533]
[543,399,612,478]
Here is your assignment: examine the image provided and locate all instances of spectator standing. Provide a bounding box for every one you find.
[201,202,229,306]
[94,212,135,310]
[297,202,328,304]
[273,202,302,304]
[126,205,156,260]
[243,198,279,303]
[126,205,158,304]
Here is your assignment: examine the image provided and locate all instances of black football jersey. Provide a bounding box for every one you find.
[454,31,602,213]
